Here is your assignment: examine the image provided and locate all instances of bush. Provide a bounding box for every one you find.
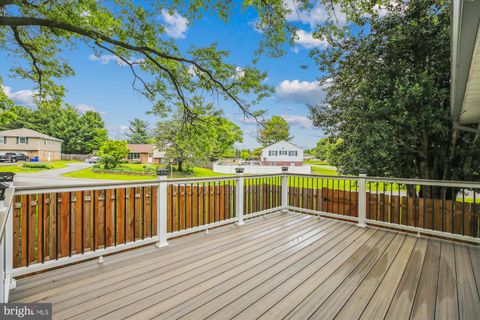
[22,162,53,169]
[98,140,129,169]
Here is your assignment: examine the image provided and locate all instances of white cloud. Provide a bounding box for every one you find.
[161,10,189,39]
[107,125,129,140]
[2,85,35,106]
[276,79,326,105]
[282,114,313,129]
[284,0,346,27]
[74,103,105,115]
[295,29,328,49]
[88,54,144,67]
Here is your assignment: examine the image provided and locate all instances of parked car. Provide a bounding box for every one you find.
[0,152,29,163]
[85,156,101,164]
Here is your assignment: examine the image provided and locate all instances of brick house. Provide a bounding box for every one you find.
[127,144,165,164]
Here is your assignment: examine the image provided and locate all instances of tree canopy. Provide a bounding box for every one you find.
[127,118,151,144]
[0,0,310,120]
[257,115,292,147]
[155,103,243,171]
[98,140,129,169]
[0,104,107,154]
[309,0,480,182]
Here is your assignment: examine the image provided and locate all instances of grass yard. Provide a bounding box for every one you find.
[0,160,78,173]
[62,166,232,181]
[311,165,338,176]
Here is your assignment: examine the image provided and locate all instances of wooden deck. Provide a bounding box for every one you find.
[10,212,480,320]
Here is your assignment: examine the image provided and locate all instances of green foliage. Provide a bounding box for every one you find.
[257,116,292,147]
[252,147,263,158]
[0,104,107,154]
[21,162,53,169]
[155,103,243,171]
[127,118,151,144]
[98,140,129,169]
[0,0,295,121]
[309,1,480,181]
[311,138,341,163]
[240,149,251,160]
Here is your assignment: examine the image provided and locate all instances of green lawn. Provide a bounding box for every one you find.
[0,160,78,173]
[305,160,330,165]
[62,166,233,181]
[311,165,338,176]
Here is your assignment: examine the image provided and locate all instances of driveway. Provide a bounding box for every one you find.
[13,163,116,187]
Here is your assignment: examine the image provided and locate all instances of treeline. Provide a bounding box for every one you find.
[0,104,107,154]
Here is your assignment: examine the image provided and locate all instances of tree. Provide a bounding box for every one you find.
[78,111,108,153]
[0,1,295,121]
[309,1,480,193]
[155,103,243,171]
[127,118,151,144]
[240,149,251,160]
[312,138,340,163]
[257,116,293,147]
[0,103,107,153]
[98,140,128,169]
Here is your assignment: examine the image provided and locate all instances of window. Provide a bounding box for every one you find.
[0,136,5,144]
[128,152,141,160]
[288,150,298,156]
[279,150,288,156]
[268,150,277,156]
[17,137,28,144]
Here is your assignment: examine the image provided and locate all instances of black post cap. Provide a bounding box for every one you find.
[0,172,15,182]
[157,169,168,176]
[281,167,289,172]
[235,167,245,174]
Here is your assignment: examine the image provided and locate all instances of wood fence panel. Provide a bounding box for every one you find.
[28,196,36,264]
[105,189,113,247]
[13,196,21,267]
[117,188,125,244]
[151,186,157,236]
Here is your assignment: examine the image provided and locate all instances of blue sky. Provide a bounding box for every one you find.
[1,1,333,150]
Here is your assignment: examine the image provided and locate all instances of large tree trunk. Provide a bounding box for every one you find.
[177,160,183,172]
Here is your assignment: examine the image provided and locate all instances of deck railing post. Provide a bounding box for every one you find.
[357,171,367,228]
[155,169,168,248]
[235,168,245,225]
[281,167,289,213]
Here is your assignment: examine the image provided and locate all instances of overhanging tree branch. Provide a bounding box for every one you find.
[0,15,258,118]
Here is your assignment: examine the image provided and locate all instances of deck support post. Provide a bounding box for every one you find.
[357,172,367,228]
[235,168,245,225]
[281,167,289,213]
[155,169,169,248]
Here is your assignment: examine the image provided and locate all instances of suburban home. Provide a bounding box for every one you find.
[0,128,62,161]
[127,144,165,164]
[260,140,304,166]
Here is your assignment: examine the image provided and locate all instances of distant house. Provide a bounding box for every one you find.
[0,128,63,161]
[127,144,165,164]
[260,140,303,166]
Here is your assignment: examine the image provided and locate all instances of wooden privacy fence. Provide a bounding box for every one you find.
[244,177,283,215]
[13,186,157,268]
[366,193,480,238]
[167,183,235,233]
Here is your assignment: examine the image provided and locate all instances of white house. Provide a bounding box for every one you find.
[260,140,303,166]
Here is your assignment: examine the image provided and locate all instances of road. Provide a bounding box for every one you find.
[12,163,115,187]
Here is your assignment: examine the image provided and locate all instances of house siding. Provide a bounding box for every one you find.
[0,136,62,161]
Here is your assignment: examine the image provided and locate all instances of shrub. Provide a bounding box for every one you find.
[22,163,53,169]
[98,140,129,169]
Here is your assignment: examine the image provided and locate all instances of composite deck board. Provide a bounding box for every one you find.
[54,217,332,318]
[9,212,480,320]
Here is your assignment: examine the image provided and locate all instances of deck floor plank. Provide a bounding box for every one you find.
[12,212,296,299]
[7,212,480,320]
[435,242,459,320]
[53,217,332,319]
[384,238,429,320]
[455,244,480,320]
